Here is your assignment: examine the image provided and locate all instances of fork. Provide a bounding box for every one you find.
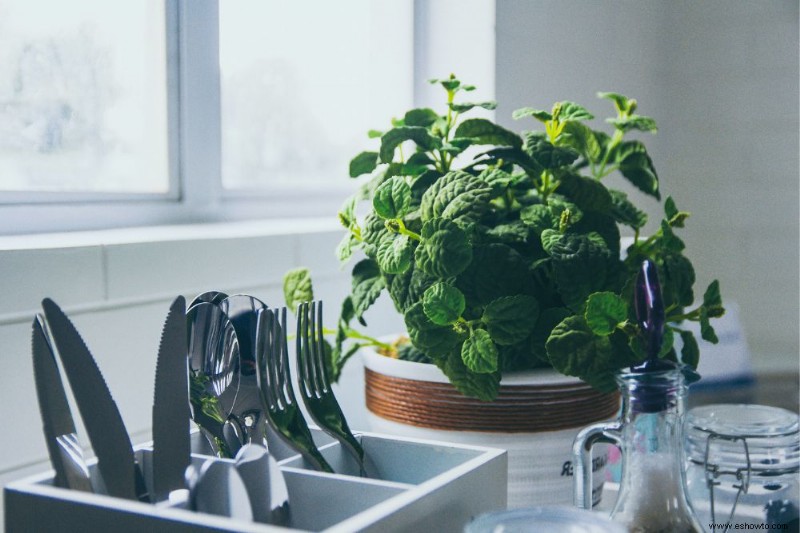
[256,306,333,473]
[297,301,367,476]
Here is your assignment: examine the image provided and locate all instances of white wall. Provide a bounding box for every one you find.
[495,0,799,373]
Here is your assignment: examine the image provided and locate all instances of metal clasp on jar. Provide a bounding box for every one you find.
[703,432,751,533]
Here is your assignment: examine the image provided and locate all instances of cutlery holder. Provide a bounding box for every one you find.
[5,429,506,532]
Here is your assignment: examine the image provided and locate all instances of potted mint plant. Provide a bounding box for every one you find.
[284,75,724,506]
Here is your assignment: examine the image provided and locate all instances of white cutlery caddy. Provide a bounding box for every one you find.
[4,429,507,532]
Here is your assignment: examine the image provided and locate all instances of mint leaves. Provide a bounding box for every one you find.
[285,78,723,401]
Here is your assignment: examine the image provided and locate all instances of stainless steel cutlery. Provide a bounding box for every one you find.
[30,291,367,526]
[296,301,367,476]
[42,298,148,502]
[257,306,334,472]
[151,296,191,502]
[31,314,93,494]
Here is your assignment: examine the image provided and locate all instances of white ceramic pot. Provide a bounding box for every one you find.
[362,347,619,509]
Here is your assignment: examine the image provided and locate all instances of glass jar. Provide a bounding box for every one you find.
[685,404,799,531]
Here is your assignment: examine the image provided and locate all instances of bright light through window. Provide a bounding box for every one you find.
[0,0,169,193]
[219,0,414,189]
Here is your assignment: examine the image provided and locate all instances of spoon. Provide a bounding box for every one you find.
[235,443,291,526]
[186,302,242,457]
[188,290,229,311]
[218,295,269,447]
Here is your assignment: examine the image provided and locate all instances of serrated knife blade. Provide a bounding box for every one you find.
[31,314,93,493]
[41,298,145,502]
[151,295,190,501]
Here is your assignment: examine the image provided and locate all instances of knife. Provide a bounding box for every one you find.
[151,296,190,502]
[41,298,147,502]
[31,314,93,493]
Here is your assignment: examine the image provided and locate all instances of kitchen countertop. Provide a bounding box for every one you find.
[689,372,799,413]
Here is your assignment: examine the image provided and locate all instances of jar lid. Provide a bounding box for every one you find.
[686,404,799,473]
[464,507,626,533]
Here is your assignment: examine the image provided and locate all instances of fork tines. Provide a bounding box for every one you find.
[296,301,329,400]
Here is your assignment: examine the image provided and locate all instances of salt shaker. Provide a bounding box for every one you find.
[573,260,704,532]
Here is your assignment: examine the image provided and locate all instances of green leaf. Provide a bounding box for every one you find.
[556,101,594,122]
[415,218,472,278]
[547,195,584,229]
[361,211,389,246]
[453,118,523,148]
[530,307,572,363]
[597,91,631,113]
[558,172,613,213]
[608,114,657,133]
[404,108,440,127]
[404,302,464,359]
[699,308,719,343]
[482,221,533,245]
[609,189,647,229]
[523,132,580,169]
[521,204,557,234]
[373,176,412,220]
[410,169,442,205]
[540,229,561,254]
[478,167,515,192]
[430,76,461,91]
[584,292,628,336]
[283,267,314,312]
[419,170,492,226]
[616,141,660,199]
[461,329,498,373]
[349,151,379,178]
[703,280,724,317]
[660,220,686,253]
[422,282,465,326]
[380,126,441,163]
[545,315,617,390]
[677,329,700,369]
[338,195,358,230]
[367,129,383,139]
[335,232,360,265]
[661,253,695,308]
[664,196,691,228]
[386,264,436,313]
[439,350,500,401]
[448,101,497,113]
[482,295,540,345]
[512,107,552,122]
[548,233,612,311]
[376,233,413,274]
[559,121,604,161]
[351,259,386,320]
[569,211,621,259]
[456,244,534,307]
[473,146,542,174]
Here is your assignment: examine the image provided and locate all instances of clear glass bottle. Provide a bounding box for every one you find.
[574,367,703,533]
[685,404,799,531]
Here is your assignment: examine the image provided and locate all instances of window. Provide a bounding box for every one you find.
[0,0,170,195]
[219,1,413,190]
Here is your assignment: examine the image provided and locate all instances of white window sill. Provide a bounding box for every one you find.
[0,218,345,323]
[0,217,340,250]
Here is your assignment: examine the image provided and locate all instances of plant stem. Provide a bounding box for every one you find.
[596,129,624,178]
[322,326,393,351]
[391,219,422,241]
